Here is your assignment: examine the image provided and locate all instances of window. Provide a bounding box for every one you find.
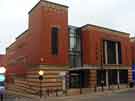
[51,27,59,55]
[69,28,81,51]
[96,70,106,86]
[103,40,122,64]
[70,37,80,51]
[118,42,122,64]
[107,41,116,64]
[69,26,82,67]
[69,54,81,67]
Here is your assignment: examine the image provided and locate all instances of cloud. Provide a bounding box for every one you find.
[0,0,38,53]
[0,0,135,53]
[67,0,135,36]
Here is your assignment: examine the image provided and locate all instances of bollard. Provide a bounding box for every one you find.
[129,81,134,88]
[94,86,97,92]
[64,89,67,96]
[101,81,104,92]
[55,89,58,96]
[117,83,120,89]
[108,84,111,90]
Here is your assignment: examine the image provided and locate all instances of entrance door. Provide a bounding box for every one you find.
[119,70,128,84]
[96,70,106,86]
[108,70,117,85]
[69,70,89,88]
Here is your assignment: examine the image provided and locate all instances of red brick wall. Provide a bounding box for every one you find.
[82,27,132,65]
[131,40,135,64]
[40,4,69,65]
[0,55,5,66]
[6,1,69,75]
[28,2,44,64]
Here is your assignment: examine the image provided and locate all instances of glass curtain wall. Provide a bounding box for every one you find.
[104,40,122,64]
[69,26,81,67]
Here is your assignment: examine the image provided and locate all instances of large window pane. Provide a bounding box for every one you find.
[70,54,81,67]
[107,41,116,64]
[51,27,59,55]
[118,42,122,64]
[69,26,81,67]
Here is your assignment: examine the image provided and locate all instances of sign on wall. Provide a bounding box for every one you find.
[0,75,5,82]
[132,64,135,82]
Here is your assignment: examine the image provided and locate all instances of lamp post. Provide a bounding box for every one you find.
[38,70,44,98]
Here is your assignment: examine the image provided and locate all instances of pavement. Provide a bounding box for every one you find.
[46,88,135,101]
[3,94,33,101]
[3,87,135,101]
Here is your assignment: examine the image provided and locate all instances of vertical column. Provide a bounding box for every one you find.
[106,70,109,88]
[104,41,109,87]
[115,42,119,64]
[116,43,120,86]
[89,70,97,90]
[104,41,108,64]
[117,71,120,88]
[128,66,132,82]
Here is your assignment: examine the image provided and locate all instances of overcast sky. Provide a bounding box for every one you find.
[0,0,135,54]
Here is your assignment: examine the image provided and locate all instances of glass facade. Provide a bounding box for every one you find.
[107,41,116,64]
[103,40,122,64]
[68,26,82,67]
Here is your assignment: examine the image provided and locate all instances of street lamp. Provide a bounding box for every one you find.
[39,70,44,76]
[38,70,44,98]
[0,67,6,74]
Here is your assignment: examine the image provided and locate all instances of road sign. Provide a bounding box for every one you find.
[132,64,135,82]
[0,75,5,82]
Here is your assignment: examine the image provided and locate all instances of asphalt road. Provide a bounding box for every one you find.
[3,95,33,101]
[77,90,135,101]
[3,89,135,101]
[79,89,134,101]
[48,89,135,101]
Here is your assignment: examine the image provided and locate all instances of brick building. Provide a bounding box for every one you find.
[130,37,135,83]
[69,25,132,90]
[0,55,5,67]
[6,0,132,95]
[131,37,135,64]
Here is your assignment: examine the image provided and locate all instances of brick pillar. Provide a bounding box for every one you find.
[89,69,97,89]
[128,66,132,82]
